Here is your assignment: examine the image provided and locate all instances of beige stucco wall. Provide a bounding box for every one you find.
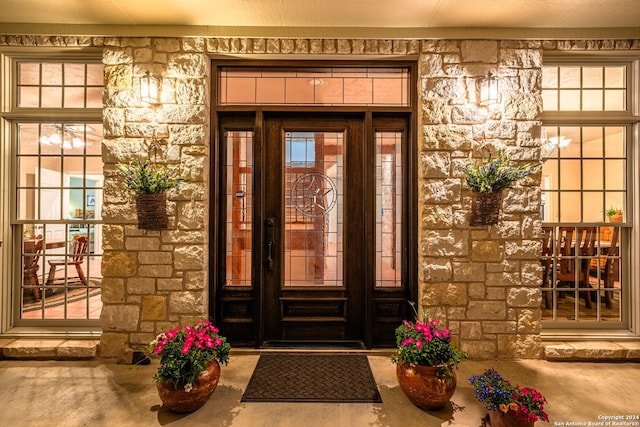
[1,34,638,359]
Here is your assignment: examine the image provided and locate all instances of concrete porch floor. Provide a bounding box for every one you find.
[0,353,639,427]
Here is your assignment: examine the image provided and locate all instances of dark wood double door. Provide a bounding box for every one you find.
[213,113,413,348]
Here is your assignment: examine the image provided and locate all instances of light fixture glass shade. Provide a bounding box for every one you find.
[549,136,571,149]
[478,72,499,106]
[49,132,62,145]
[540,127,572,158]
[39,125,89,150]
[139,71,161,104]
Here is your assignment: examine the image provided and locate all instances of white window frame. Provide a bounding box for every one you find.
[541,54,640,339]
[0,50,103,335]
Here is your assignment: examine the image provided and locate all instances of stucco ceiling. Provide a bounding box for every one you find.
[0,0,639,38]
[2,0,640,28]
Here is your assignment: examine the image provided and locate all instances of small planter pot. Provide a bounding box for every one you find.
[156,360,221,413]
[395,362,457,410]
[135,193,168,230]
[488,409,535,427]
[469,191,503,226]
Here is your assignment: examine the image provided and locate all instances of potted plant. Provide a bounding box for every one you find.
[391,302,467,410]
[150,320,231,412]
[117,158,186,230]
[469,368,549,427]
[606,206,623,222]
[462,148,538,226]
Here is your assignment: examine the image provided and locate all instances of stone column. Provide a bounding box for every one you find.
[100,37,209,357]
[417,40,544,359]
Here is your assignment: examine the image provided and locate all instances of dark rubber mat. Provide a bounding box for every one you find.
[241,353,382,403]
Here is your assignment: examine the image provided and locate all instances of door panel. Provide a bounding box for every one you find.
[263,117,364,343]
[214,112,412,348]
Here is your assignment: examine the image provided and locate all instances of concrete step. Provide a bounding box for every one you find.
[2,338,640,362]
[0,339,98,359]
[544,340,640,361]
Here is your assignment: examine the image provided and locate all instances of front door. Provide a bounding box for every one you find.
[262,116,364,344]
[214,112,413,348]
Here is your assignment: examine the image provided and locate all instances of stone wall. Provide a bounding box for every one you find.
[98,37,545,358]
[418,40,544,359]
[1,34,638,359]
[99,38,210,357]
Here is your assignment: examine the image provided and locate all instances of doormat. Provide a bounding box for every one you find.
[241,353,382,403]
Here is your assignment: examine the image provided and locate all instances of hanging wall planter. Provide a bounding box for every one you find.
[462,149,538,227]
[469,191,503,226]
[135,193,168,230]
[118,159,186,230]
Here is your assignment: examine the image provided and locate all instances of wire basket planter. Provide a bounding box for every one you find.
[469,191,503,226]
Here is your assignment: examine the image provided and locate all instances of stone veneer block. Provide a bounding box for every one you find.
[2,340,64,358]
[618,342,640,359]
[572,341,627,359]
[543,342,576,359]
[57,341,99,359]
[543,341,640,360]
[142,295,167,320]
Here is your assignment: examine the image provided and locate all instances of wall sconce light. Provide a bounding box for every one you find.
[477,72,499,106]
[139,71,161,104]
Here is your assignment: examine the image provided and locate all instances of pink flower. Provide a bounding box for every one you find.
[401,337,414,347]
[415,340,423,349]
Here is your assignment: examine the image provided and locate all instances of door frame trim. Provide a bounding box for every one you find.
[209,60,418,348]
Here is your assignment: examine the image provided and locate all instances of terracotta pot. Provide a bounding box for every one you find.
[395,362,457,410]
[156,360,221,413]
[609,211,623,223]
[135,193,168,230]
[488,409,535,427]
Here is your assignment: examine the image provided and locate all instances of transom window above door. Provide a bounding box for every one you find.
[217,66,410,106]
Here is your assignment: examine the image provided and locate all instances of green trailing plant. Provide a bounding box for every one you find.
[462,149,538,193]
[391,302,467,378]
[117,159,186,195]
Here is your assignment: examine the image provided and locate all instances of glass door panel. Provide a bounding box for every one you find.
[375,131,402,288]
[224,131,254,287]
[284,131,343,287]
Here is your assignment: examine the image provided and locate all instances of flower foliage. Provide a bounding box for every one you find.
[469,368,549,423]
[391,303,466,378]
[462,149,538,193]
[117,159,186,195]
[150,320,231,391]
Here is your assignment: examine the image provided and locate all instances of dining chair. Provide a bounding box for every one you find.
[556,226,596,309]
[540,226,554,309]
[45,235,89,287]
[23,235,44,299]
[593,226,620,309]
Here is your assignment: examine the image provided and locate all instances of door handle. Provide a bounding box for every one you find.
[264,218,275,272]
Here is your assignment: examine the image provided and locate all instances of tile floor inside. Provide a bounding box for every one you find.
[0,353,639,427]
